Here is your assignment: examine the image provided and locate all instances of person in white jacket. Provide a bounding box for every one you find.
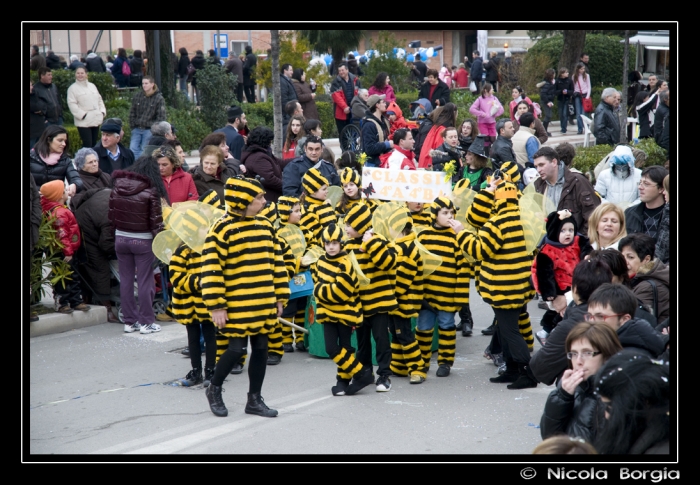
[594,145,641,207]
[67,66,106,148]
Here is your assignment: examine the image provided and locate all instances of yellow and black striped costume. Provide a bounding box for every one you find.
[389,230,427,379]
[409,204,433,227]
[336,196,381,219]
[200,214,290,338]
[299,195,337,248]
[416,200,470,370]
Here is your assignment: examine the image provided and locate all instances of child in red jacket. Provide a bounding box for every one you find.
[39,180,90,314]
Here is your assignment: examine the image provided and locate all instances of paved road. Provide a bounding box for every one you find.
[28,283,554,457]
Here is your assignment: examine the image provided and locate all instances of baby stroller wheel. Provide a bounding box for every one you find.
[153,300,167,316]
[340,123,362,156]
[115,303,125,323]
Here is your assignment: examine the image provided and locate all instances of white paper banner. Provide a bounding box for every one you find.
[360,168,452,203]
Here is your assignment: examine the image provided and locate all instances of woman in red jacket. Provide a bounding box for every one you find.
[155,145,198,204]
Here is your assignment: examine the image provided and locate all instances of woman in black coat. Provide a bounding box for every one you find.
[554,67,575,134]
[538,68,557,135]
[540,322,622,443]
[30,125,83,197]
[632,90,656,140]
[69,147,112,210]
[190,50,207,105]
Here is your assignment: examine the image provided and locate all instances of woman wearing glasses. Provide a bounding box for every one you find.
[540,321,623,442]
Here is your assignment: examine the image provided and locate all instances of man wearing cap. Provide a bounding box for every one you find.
[93,118,135,175]
[129,75,167,159]
[215,106,247,161]
[361,94,393,168]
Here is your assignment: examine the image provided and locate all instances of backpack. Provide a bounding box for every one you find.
[121,60,131,77]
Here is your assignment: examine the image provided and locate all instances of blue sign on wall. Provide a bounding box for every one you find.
[214,33,228,60]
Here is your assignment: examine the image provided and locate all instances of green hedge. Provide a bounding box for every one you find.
[571,138,668,182]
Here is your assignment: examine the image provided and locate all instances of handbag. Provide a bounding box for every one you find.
[582,97,594,113]
[186,63,196,76]
[567,102,575,117]
[469,80,477,93]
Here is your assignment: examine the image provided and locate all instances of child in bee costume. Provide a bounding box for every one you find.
[277,195,310,352]
[311,223,367,396]
[343,203,398,393]
[335,167,380,218]
[416,196,470,378]
[201,177,291,417]
[454,177,538,390]
[169,189,222,388]
[298,168,337,248]
[385,207,428,384]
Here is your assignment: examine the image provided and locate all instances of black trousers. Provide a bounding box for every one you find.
[356,312,391,378]
[53,258,83,308]
[186,322,217,370]
[211,333,268,393]
[493,307,530,366]
[77,126,99,148]
[235,83,244,104]
[244,84,256,103]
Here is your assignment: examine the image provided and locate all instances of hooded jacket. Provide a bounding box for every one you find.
[40,197,81,257]
[129,84,166,130]
[85,53,106,73]
[29,149,83,192]
[630,259,670,322]
[108,170,163,237]
[594,154,642,205]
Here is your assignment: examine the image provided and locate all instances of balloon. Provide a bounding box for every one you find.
[323,54,332,66]
[433,50,439,57]
[353,50,359,57]
[426,47,434,58]
[393,47,398,54]
[397,48,405,59]
[406,54,415,62]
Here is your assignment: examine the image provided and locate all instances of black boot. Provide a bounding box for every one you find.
[460,304,473,336]
[181,367,203,387]
[203,367,215,387]
[489,362,519,383]
[245,392,278,417]
[507,364,538,390]
[345,367,374,395]
[205,384,228,417]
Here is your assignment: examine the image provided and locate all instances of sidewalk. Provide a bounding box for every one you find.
[30,122,587,338]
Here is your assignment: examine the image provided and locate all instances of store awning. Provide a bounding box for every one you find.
[644,45,669,51]
[624,34,669,47]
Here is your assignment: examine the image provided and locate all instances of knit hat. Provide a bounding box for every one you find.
[277,196,299,225]
[101,118,122,134]
[431,196,456,220]
[545,209,577,242]
[340,167,361,186]
[321,223,344,244]
[302,168,328,195]
[367,93,386,110]
[224,176,264,213]
[258,201,278,225]
[40,180,65,202]
[345,203,372,235]
[500,161,522,184]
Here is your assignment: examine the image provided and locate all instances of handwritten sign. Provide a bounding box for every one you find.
[361,168,452,203]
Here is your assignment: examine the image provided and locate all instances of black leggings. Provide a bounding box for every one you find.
[211,333,268,393]
[186,323,217,370]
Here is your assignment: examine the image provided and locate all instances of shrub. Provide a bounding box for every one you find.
[167,104,211,153]
[30,212,72,305]
[570,144,615,175]
[526,34,637,87]
[634,137,667,166]
[192,63,238,131]
[104,97,133,147]
[64,125,82,157]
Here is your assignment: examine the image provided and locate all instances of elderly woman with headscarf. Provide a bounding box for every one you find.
[70,147,113,210]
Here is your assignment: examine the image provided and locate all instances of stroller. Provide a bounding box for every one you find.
[409,98,433,121]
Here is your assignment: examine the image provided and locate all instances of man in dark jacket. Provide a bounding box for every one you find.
[413,54,428,80]
[593,88,620,146]
[330,62,361,136]
[30,45,46,70]
[624,165,667,241]
[215,106,246,161]
[418,68,451,109]
[282,136,338,197]
[533,146,599,235]
[33,67,63,126]
[224,53,244,103]
[489,119,516,170]
[361,94,393,168]
[280,63,298,136]
[93,118,135,174]
[85,51,106,73]
[243,45,257,103]
[29,80,47,148]
[469,51,484,92]
[45,50,62,70]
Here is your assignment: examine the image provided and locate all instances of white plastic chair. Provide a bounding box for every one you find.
[580,115,595,148]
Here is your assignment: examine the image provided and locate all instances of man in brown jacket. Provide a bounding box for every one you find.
[533,146,600,235]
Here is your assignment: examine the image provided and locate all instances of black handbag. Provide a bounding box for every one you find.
[568,102,575,117]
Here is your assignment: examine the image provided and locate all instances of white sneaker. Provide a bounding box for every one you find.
[375,376,391,392]
[124,323,141,333]
[140,323,162,334]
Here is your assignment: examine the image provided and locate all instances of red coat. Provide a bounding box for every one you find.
[386,101,418,137]
[531,237,582,299]
[418,125,446,169]
[452,68,469,88]
[162,167,198,204]
[41,198,81,257]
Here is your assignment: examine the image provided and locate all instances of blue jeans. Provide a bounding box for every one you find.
[558,100,570,133]
[179,75,190,100]
[417,305,456,331]
[129,127,152,159]
[573,95,584,133]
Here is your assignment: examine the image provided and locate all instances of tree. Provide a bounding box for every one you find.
[298,30,364,67]
[270,30,283,158]
[620,29,631,143]
[560,30,586,74]
[144,30,176,106]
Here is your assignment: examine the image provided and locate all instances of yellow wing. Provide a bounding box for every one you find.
[371,201,410,241]
[347,250,371,287]
[519,190,556,253]
[152,230,183,264]
[167,201,225,253]
[414,238,443,276]
[278,224,306,260]
[327,185,344,209]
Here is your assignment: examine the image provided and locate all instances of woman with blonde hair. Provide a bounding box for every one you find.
[67,66,106,148]
[587,202,627,250]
